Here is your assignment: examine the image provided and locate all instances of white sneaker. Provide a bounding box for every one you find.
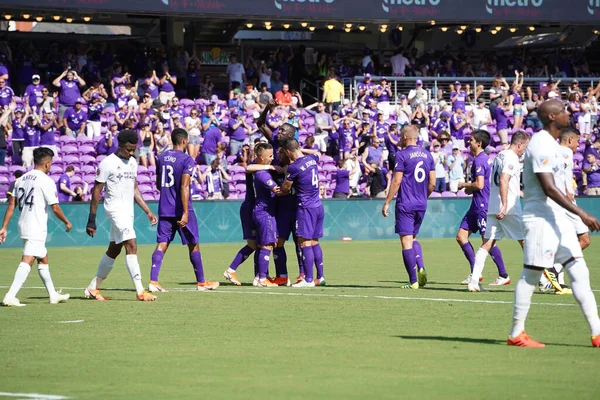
[461,274,472,285]
[467,280,488,292]
[489,276,511,286]
[291,279,315,288]
[2,296,26,307]
[538,282,554,293]
[49,292,70,304]
[252,277,259,287]
[148,282,168,293]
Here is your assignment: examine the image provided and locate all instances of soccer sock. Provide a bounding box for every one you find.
[312,243,324,279]
[125,255,145,295]
[558,271,566,285]
[37,264,57,296]
[471,248,489,283]
[273,247,288,277]
[89,254,115,290]
[258,248,271,280]
[253,250,260,278]
[489,246,508,278]
[566,259,600,336]
[190,250,205,283]
[402,248,418,285]
[413,240,425,271]
[150,250,165,282]
[509,268,543,338]
[228,245,254,272]
[301,246,315,283]
[460,242,476,273]
[6,262,31,298]
[295,240,305,277]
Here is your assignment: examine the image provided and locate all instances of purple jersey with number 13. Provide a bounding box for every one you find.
[157,149,196,217]
[286,154,321,209]
[394,145,435,211]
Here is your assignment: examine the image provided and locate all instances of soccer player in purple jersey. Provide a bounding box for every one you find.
[281,138,325,288]
[149,128,219,292]
[251,143,281,287]
[382,125,435,289]
[456,129,507,285]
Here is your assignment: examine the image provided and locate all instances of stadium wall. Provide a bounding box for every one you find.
[1,198,599,248]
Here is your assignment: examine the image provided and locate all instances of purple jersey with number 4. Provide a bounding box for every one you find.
[286,154,321,209]
[394,146,435,211]
[157,149,195,218]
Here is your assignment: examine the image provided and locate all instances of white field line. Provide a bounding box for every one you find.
[0,392,69,400]
[0,286,588,307]
[57,320,84,324]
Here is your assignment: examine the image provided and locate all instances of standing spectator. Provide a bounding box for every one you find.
[488,78,508,120]
[390,47,409,77]
[361,48,374,74]
[24,75,44,108]
[97,122,119,156]
[0,76,14,108]
[257,82,273,108]
[201,105,221,132]
[410,104,430,146]
[86,93,104,138]
[228,111,249,156]
[362,137,384,171]
[450,107,469,144]
[495,100,511,146]
[432,142,446,193]
[431,111,450,140]
[57,165,77,202]
[206,158,231,200]
[37,87,55,112]
[226,54,246,88]
[244,48,259,87]
[333,159,356,199]
[142,69,161,100]
[450,81,468,111]
[275,84,294,106]
[10,105,26,164]
[258,61,272,91]
[52,69,86,119]
[322,74,344,113]
[0,53,9,82]
[201,124,225,166]
[408,79,428,108]
[62,97,87,137]
[583,152,600,195]
[525,88,542,131]
[39,108,58,157]
[198,74,214,100]
[0,104,12,165]
[158,63,177,105]
[168,97,186,120]
[22,111,41,168]
[185,54,201,99]
[447,146,465,193]
[139,123,155,167]
[510,70,524,130]
[184,107,202,159]
[270,71,283,95]
[154,124,172,155]
[470,98,492,131]
[305,102,334,153]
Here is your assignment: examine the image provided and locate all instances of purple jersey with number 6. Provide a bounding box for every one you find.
[394,146,435,211]
[286,154,321,209]
[157,149,195,218]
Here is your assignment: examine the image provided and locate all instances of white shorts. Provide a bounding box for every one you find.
[523,216,583,269]
[22,239,47,259]
[108,214,136,244]
[22,146,38,168]
[449,178,465,193]
[485,213,524,241]
[566,210,589,236]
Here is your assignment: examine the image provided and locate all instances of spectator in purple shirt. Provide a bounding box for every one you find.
[0,77,14,108]
[97,122,119,156]
[450,107,470,142]
[228,111,250,156]
[22,113,42,168]
[39,107,59,157]
[52,69,86,119]
[201,124,225,166]
[450,81,468,111]
[159,63,177,105]
[24,74,44,108]
[57,165,77,203]
[62,97,87,137]
[583,152,600,196]
[495,100,511,147]
[333,159,353,199]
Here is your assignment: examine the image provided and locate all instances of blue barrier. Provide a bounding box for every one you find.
[0,198,598,248]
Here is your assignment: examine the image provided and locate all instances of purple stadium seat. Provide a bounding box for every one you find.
[50,174,61,184]
[148,165,156,174]
[70,175,83,185]
[229,165,244,174]
[81,165,96,175]
[441,191,456,197]
[62,145,79,156]
[50,165,63,174]
[456,190,471,197]
[428,192,441,198]
[62,155,80,165]
[138,184,153,193]
[227,155,237,164]
[142,192,154,201]
[80,155,96,165]
[77,136,94,145]
[0,176,9,185]
[9,165,25,174]
[83,175,96,185]
[59,136,76,145]
[137,175,152,184]
[97,155,107,163]
[79,145,96,156]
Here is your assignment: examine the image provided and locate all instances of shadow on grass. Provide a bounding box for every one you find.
[393,335,589,348]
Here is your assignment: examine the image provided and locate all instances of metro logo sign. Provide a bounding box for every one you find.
[381,0,442,17]
[589,0,600,15]
[485,0,544,15]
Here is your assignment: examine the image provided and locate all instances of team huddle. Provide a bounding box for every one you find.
[1,98,599,347]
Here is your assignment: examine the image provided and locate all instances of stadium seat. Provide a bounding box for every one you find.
[428,192,441,198]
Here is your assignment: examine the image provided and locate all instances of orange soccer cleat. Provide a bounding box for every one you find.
[269,276,291,286]
[223,270,242,286]
[136,291,157,301]
[592,335,600,348]
[197,280,220,291]
[507,331,545,348]
[84,288,109,301]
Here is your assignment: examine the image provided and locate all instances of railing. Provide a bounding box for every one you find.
[300,78,322,105]
[351,76,598,105]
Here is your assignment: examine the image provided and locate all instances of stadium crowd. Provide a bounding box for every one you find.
[0,39,599,202]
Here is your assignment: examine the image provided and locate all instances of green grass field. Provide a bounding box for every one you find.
[1,239,599,400]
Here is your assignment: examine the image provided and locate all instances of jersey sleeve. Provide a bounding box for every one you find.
[183,156,195,176]
[529,141,554,174]
[473,156,487,178]
[285,163,299,181]
[43,176,59,206]
[501,153,519,176]
[393,152,405,172]
[95,159,111,183]
[256,171,277,190]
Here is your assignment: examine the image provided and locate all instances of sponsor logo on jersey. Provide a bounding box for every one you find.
[539,156,549,165]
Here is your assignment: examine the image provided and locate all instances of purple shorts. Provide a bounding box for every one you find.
[240,201,256,240]
[156,214,199,245]
[253,211,277,245]
[395,208,426,236]
[460,209,488,236]
[277,208,297,240]
[295,205,324,240]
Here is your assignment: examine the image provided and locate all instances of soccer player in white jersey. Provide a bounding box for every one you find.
[508,99,600,348]
[0,147,72,307]
[84,130,158,302]
[467,131,530,292]
[541,127,592,294]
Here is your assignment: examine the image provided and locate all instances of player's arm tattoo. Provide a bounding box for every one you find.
[280,179,293,195]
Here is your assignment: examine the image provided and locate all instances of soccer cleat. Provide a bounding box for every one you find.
[507,331,545,348]
[291,279,315,288]
[461,274,483,285]
[489,276,511,286]
[294,274,305,285]
[555,284,573,295]
[418,269,428,287]
[136,291,157,301]
[401,282,419,289]
[467,280,488,292]
[315,278,327,286]
[543,269,562,292]
[223,270,242,286]
[269,277,291,286]
[84,288,109,301]
[592,335,600,347]
[256,279,278,287]
[49,292,70,304]
[2,296,26,307]
[148,281,168,293]
[197,281,220,291]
